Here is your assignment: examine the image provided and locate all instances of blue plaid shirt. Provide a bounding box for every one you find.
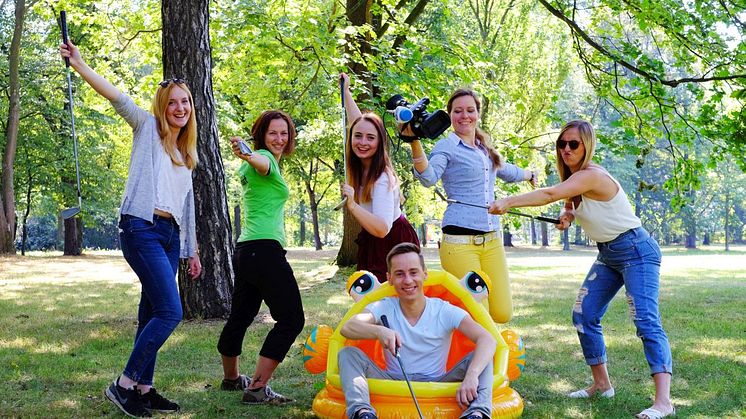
[415,132,525,232]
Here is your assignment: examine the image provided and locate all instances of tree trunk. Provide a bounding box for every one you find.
[299,200,307,246]
[419,223,427,246]
[233,205,240,243]
[574,224,585,245]
[336,209,362,266]
[0,0,30,255]
[724,192,730,252]
[163,0,233,319]
[562,228,570,251]
[530,218,536,245]
[502,226,513,247]
[541,221,549,246]
[304,179,323,250]
[63,217,83,255]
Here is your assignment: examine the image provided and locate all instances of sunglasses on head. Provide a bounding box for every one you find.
[158,78,186,88]
[556,139,581,150]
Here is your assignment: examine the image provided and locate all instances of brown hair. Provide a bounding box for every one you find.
[251,110,297,157]
[386,242,425,273]
[555,120,596,181]
[346,112,398,203]
[447,89,502,167]
[151,82,198,169]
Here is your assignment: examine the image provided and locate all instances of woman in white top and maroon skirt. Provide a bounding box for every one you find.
[339,74,419,283]
[489,120,674,419]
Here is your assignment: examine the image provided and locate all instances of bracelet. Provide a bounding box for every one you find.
[529,170,536,182]
[412,155,427,164]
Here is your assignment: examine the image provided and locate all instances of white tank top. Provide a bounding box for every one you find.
[573,171,641,243]
[154,144,193,227]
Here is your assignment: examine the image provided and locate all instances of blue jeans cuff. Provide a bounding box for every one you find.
[650,365,672,376]
[584,355,607,366]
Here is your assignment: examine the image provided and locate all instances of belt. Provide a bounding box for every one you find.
[443,231,499,246]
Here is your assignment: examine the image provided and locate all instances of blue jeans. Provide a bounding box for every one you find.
[119,214,182,385]
[338,347,493,419]
[572,227,672,375]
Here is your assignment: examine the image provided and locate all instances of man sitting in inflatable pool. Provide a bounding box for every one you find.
[339,242,497,419]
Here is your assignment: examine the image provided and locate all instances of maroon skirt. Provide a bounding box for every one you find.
[356,214,420,283]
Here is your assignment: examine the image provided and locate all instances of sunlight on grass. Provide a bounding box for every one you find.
[1,247,745,418]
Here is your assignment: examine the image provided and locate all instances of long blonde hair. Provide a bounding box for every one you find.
[555,120,596,181]
[151,81,198,169]
[447,89,502,167]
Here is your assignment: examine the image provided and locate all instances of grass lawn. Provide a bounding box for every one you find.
[1,245,745,418]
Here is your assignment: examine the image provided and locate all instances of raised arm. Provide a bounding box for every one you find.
[229,136,271,176]
[340,73,363,123]
[489,169,604,215]
[59,41,121,102]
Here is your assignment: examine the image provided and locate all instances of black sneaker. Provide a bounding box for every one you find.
[140,387,180,413]
[105,379,151,418]
[221,374,251,391]
[353,410,378,419]
[241,385,293,405]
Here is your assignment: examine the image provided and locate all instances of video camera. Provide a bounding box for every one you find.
[385,94,450,141]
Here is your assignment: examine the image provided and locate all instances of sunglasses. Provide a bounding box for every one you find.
[556,139,581,150]
[158,78,187,88]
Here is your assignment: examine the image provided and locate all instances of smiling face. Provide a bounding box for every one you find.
[264,118,290,159]
[351,119,380,162]
[448,94,480,139]
[557,127,586,172]
[165,86,191,130]
[387,251,427,304]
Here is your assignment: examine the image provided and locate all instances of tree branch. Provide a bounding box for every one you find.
[538,0,746,87]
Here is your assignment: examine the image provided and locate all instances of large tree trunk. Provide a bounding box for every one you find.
[304,179,323,250]
[562,228,570,251]
[63,217,83,255]
[336,210,362,266]
[540,221,549,246]
[0,0,31,255]
[163,0,232,319]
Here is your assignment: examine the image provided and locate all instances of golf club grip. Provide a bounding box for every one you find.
[380,315,390,328]
[60,11,70,67]
[535,215,561,224]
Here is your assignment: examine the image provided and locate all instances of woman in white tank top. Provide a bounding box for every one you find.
[489,120,674,419]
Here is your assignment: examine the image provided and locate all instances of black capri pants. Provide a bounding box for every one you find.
[217,239,305,361]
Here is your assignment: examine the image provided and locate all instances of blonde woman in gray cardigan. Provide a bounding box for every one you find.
[60,41,201,418]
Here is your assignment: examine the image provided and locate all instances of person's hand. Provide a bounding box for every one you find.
[229,136,251,162]
[488,198,510,215]
[556,211,574,231]
[376,326,401,356]
[340,72,350,92]
[59,40,83,68]
[188,254,202,280]
[456,374,479,410]
[341,184,356,209]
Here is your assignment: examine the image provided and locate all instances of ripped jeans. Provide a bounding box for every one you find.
[572,227,672,375]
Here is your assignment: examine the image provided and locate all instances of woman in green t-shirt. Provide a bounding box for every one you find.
[217,110,305,405]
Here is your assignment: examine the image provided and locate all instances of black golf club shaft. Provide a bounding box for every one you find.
[61,11,82,218]
[435,189,560,224]
[334,75,347,211]
[380,315,424,419]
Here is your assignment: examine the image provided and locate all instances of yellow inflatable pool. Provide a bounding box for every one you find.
[305,270,524,419]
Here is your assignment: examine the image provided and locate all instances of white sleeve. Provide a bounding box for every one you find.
[370,173,398,232]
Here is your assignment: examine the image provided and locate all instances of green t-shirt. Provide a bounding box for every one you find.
[237,149,289,247]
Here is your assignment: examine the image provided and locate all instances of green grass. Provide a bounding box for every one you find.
[1,246,745,418]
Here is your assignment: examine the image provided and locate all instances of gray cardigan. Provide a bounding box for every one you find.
[112,93,197,258]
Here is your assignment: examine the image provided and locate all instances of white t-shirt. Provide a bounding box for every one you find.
[359,172,402,234]
[366,297,468,379]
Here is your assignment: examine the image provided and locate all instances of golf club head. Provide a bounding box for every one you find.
[61,207,80,220]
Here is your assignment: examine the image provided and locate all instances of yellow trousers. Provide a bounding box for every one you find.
[439,235,512,323]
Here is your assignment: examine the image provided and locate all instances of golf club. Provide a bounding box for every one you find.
[434,189,560,224]
[380,315,424,419]
[59,11,82,220]
[334,75,348,211]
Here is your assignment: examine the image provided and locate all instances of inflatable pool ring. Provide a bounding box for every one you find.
[303,325,334,374]
[306,270,524,418]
